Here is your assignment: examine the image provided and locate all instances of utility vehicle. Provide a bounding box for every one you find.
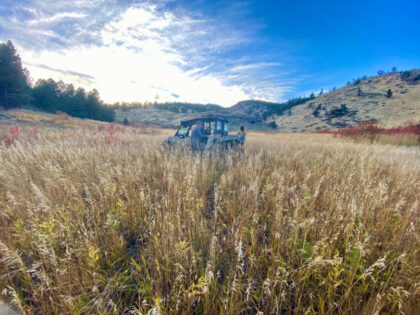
[163,116,244,151]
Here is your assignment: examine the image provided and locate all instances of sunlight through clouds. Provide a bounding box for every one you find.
[2,0,291,106]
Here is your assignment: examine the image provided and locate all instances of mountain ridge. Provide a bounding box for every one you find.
[2,69,418,132]
[114,69,420,131]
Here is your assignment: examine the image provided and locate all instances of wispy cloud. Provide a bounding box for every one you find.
[26,12,87,26]
[0,0,299,106]
[230,62,283,73]
[25,62,95,80]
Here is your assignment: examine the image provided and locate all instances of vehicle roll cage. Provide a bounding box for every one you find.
[178,117,229,136]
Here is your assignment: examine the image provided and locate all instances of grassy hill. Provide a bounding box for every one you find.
[272,69,420,132]
[114,69,420,132]
[0,108,107,128]
[114,103,272,130]
[228,97,311,121]
[2,70,419,132]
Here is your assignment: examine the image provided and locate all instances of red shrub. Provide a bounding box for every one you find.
[319,121,420,142]
[105,123,118,144]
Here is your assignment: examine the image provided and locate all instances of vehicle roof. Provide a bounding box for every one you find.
[181,116,229,126]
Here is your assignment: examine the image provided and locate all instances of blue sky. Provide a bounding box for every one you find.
[0,0,419,106]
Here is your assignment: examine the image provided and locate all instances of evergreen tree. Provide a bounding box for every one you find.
[123,117,130,125]
[32,78,115,122]
[0,40,31,109]
[386,89,392,98]
[32,78,60,112]
[313,104,322,117]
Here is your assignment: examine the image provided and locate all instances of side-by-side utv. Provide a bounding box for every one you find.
[163,116,244,151]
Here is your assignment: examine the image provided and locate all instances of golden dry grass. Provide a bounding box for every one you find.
[0,127,419,314]
[1,109,108,128]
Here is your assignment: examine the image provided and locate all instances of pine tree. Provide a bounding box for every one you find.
[0,41,31,109]
[32,78,115,122]
[386,89,392,98]
[32,78,60,112]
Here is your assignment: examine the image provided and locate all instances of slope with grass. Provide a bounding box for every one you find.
[114,103,270,130]
[113,70,420,132]
[273,70,420,132]
[0,108,108,128]
[2,70,420,132]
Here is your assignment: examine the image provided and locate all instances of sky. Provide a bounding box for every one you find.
[0,0,419,107]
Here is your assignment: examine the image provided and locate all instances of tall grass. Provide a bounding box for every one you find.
[0,127,419,314]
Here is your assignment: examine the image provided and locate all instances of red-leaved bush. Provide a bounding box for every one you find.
[97,123,128,144]
[317,121,420,143]
[1,123,19,148]
[105,123,118,145]
[0,123,40,148]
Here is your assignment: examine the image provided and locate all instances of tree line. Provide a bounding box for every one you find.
[111,101,222,114]
[260,96,313,120]
[0,40,115,122]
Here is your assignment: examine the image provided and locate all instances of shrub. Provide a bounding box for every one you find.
[326,104,357,118]
[312,104,322,117]
[320,121,420,146]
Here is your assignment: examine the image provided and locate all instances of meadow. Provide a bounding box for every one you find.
[0,124,419,314]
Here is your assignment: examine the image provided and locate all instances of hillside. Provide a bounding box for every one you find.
[114,103,271,130]
[272,70,420,132]
[113,99,311,130]
[229,97,311,121]
[114,70,420,132]
[2,70,419,132]
[0,108,108,128]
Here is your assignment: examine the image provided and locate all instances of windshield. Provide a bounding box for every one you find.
[175,125,191,137]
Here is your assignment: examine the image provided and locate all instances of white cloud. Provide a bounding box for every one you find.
[21,43,249,106]
[27,12,87,25]
[230,62,283,73]
[7,2,293,106]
